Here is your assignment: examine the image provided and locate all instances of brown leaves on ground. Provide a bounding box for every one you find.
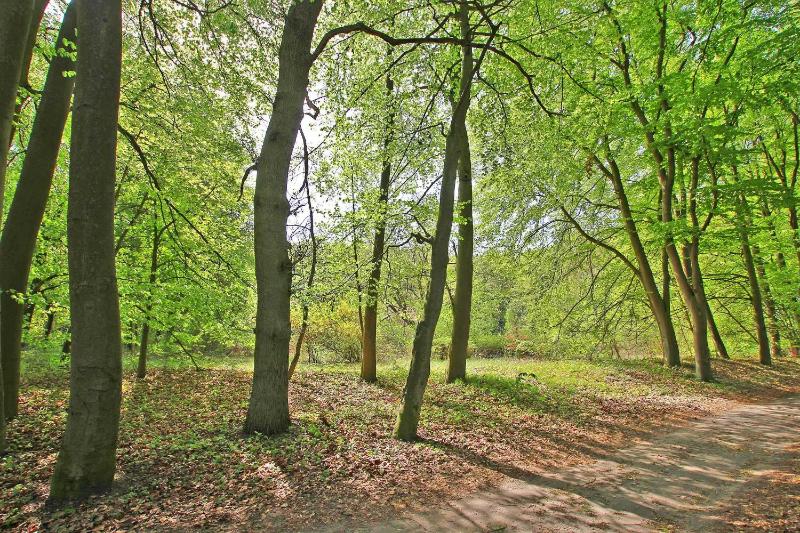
[2,357,799,531]
[718,443,800,532]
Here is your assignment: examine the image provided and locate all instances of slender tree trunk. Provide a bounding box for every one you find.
[446,10,474,383]
[361,68,394,383]
[289,133,317,381]
[663,179,712,381]
[395,1,475,441]
[705,300,729,359]
[753,244,782,358]
[49,0,123,502]
[44,305,56,338]
[0,3,77,419]
[736,192,771,364]
[446,127,473,383]
[760,196,796,354]
[603,158,680,367]
[138,214,165,380]
[245,0,323,436]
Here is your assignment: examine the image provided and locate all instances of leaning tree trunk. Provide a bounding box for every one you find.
[0,2,77,420]
[446,127,473,383]
[245,0,323,436]
[705,301,729,359]
[662,188,712,381]
[9,0,48,148]
[49,0,123,503]
[361,67,395,383]
[0,0,37,454]
[395,1,474,441]
[736,192,771,365]
[604,157,680,367]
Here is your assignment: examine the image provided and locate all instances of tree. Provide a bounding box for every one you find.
[395,0,477,441]
[0,0,37,453]
[446,6,474,384]
[245,0,324,436]
[0,2,77,420]
[49,0,123,502]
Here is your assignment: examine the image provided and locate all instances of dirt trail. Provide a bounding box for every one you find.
[317,395,800,532]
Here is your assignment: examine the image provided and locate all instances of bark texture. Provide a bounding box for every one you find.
[395,1,474,441]
[361,69,394,383]
[49,0,123,502]
[0,2,77,419]
[602,157,681,367]
[0,0,36,454]
[245,0,323,435]
[137,214,167,379]
[446,8,475,383]
[446,130,473,382]
[736,193,771,365]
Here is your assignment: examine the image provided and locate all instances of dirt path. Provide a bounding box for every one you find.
[317,395,800,532]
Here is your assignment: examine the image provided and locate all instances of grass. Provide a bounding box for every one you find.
[4,350,800,531]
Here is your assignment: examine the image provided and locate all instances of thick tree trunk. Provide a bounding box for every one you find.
[446,129,473,383]
[245,0,323,436]
[604,158,680,367]
[0,3,77,419]
[49,0,123,503]
[361,69,394,383]
[395,1,474,441]
[0,0,37,455]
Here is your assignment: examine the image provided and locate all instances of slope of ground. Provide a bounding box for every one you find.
[320,395,800,532]
[2,355,799,531]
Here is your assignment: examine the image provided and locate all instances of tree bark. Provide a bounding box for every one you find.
[49,0,123,503]
[138,213,166,379]
[0,0,37,454]
[361,67,394,383]
[245,0,323,436]
[8,0,48,147]
[736,191,771,365]
[446,128,473,382]
[752,244,782,358]
[602,157,681,367]
[0,2,77,419]
[395,1,475,441]
[705,300,729,359]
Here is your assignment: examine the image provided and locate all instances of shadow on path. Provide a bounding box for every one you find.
[313,395,800,532]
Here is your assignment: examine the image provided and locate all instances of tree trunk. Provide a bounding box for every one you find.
[446,126,473,383]
[49,0,123,503]
[361,68,394,383]
[245,0,323,436]
[705,301,729,359]
[604,158,681,367]
[138,213,165,380]
[395,1,474,441]
[753,244,782,358]
[44,304,55,338]
[0,0,37,455]
[0,3,77,419]
[662,180,712,381]
[8,0,48,147]
[736,192,771,364]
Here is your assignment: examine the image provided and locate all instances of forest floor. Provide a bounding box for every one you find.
[2,354,800,532]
